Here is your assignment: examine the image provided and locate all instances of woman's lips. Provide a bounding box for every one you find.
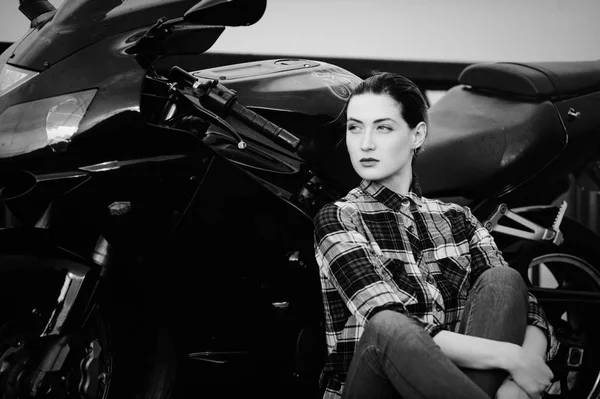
[359,158,379,166]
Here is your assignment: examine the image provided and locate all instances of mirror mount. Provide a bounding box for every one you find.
[18,0,56,26]
[126,17,225,69]
[184,0,267,27]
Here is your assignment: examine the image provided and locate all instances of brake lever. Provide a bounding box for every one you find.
[169,66,302,153]
[171,85,247,149]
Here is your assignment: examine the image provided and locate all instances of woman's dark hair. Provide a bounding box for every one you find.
[352,71,429,128]
[342,71,429,158]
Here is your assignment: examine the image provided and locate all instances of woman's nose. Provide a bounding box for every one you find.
[360,131,375,151]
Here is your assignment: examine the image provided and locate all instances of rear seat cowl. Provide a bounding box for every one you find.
[459,61,600,100]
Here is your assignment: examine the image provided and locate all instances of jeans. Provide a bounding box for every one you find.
[342,267,529,399]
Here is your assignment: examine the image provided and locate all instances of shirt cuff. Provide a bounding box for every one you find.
[426,323,447,338]
[529,318,560,362]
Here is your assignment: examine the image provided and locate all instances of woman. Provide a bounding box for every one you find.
[313,72,558,399]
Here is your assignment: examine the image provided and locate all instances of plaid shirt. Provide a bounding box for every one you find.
[314,179,558,399]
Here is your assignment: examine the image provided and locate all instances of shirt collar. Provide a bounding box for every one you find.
[359,179,422,211]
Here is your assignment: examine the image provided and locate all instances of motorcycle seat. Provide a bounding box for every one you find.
[458,60,600,100]
[416,85,566,198]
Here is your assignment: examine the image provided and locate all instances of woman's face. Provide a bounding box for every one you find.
[346,93,425,193]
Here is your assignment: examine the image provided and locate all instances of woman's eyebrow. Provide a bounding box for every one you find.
[347,117,396,124]
[373,118,395,124]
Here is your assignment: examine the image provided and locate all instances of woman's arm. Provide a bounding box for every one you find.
[432,326,547,370]
[494,325,549,398]
[433,329,552,398]
[458,206,554,397]
[522,325,548,358]
[315,201,440,332]
[463,206,558,362]
[432,330,516,370]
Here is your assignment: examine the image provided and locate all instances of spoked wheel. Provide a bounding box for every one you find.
[528,253,600,399]
[0,306,114,399]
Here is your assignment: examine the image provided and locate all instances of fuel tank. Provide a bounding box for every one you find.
[192,58,363,194]
[192,58,362,122]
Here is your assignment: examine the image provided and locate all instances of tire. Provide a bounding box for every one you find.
[125,325,179,399]
[525,247,600,398]
[0,272,178,399]
[0,305,115,398]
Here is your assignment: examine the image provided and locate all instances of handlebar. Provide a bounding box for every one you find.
[169,65,201,89]
[169,66,301,152]
[229,102,301,151]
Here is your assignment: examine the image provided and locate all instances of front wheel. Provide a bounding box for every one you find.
[0,306,115,398]
[0,285,177,399]
[527,251,600,399]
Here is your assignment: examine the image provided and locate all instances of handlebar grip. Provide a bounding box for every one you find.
[169,66,201,89]
[230,101,301,151]
[169,66,302,152]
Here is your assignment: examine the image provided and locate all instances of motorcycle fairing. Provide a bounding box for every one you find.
[418,86,566,198]
[185,0,267,26]
[163,150,320,356]
[0,29,146,159]
[459,60,600,100]
[555,90,600,146]
[544,90,600,182]
[6,0,227,72]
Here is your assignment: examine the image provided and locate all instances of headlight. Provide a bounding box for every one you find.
[0,89,97,158]
[0,64,38,98]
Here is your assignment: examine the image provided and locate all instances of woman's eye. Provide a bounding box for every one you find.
[347,125,361,133]
[377,125,392,132]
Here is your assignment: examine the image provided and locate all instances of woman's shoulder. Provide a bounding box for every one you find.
[419,196,476,220]
[314,187,366,224]
[315,197,356,221]
[418,197,481,237]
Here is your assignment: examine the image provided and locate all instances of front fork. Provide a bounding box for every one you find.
[21,234,115,397]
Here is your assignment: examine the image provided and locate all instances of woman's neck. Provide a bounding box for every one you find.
[378,167,413,196]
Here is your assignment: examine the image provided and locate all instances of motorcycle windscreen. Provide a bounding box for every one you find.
[8,0,224,71]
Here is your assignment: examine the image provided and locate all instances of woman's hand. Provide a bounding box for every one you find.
[495,378,529,399]
[505,345,553,398]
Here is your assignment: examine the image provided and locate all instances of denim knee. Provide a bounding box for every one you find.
[475,267,527,295]
[364,310,421,345]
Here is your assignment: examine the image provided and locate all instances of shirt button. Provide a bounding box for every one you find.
[426,274,434,284]
[408,224,415,233]
[436,304,444,312]
[402,199,410,206]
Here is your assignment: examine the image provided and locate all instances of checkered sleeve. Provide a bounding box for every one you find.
[526,292,560,361]
[463,206,509,285]
[464,206,558,361]
[315,201,437,331]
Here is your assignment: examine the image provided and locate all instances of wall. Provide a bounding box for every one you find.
[1,0,599,63]
[212,0,600,63]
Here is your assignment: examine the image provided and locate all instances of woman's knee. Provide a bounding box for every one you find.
[477,267,527,295]
[364,310,421,342]
[361,310,436,358]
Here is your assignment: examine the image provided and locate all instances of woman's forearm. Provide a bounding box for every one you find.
[433,330,518,370]
[432,325,547,373]
[522,325,547,358]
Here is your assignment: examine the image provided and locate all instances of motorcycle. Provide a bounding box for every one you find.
[0,0,599,398]
[421,59,600,398]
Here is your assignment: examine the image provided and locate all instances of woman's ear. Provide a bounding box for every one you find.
[413,121,427,150]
